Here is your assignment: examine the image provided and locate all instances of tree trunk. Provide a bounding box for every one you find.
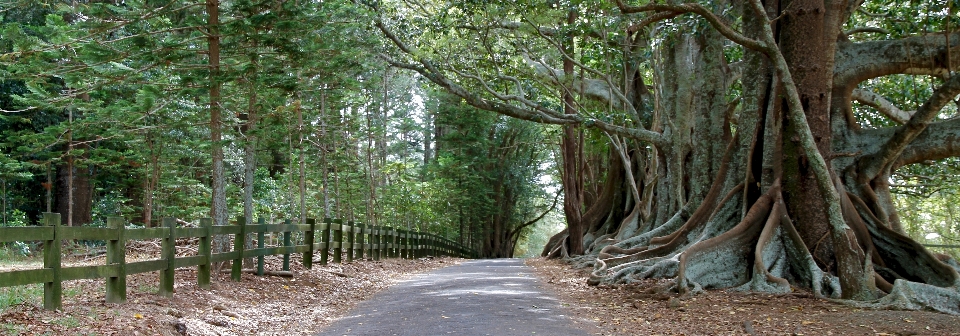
[561,8,585,255]
[241,51,258,267]
[207,0,229,257]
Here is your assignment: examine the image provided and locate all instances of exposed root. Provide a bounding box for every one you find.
[849,190,960,287]
[605,201,692,250]
[837,280,960,315]
[773,200,841,298]
[647,136,740,248]
[598,245,648,260]
[613,203,642,241]
[676,185,777,295]
[596,183,744,271]
[542,229,569,258]
[738,194,791,293]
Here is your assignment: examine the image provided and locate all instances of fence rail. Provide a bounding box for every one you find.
[0,213,476,310]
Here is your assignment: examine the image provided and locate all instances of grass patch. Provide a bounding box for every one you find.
[51,316,81,328]
[0,285,41,312]
[1,322,26,335]
[136,283,157,294]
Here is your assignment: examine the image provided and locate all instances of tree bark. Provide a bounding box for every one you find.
[207,0,228,256]
[561,8,585,255]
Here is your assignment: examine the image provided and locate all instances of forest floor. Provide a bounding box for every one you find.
[527,257,960,336]
[0,251,462,335]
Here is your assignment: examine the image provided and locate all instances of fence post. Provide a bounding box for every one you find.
[356,223,365,261]
[381,226,388,260]
[394,227,401,259]
[384,227,390,259]
[320,218,331,265]
[397,228,405,259]
[372,226,381,261]
[368,225,376,261]
[106,216,126,303]
[410,231,416,259]
[332,219,343,263]
[414,232,421,259]
[402,229,410,259]
[257,217,266,276]
[304,218,316,269]
[408,229,415,259]
[345,221,355,263]
[282,219,291,271]
[159,217,175,297]
[232,216,246,281]
[366,224,374,260]
[416,232,422,258]
[42,213,61,310]
[198,218,212,289]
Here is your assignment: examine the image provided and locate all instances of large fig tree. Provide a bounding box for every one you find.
[368,0,960,312]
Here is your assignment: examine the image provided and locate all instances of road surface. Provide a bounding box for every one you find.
[317,258,588,336]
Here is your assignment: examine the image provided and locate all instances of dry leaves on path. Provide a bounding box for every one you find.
[526,257,960,336]
[0,256,462,335]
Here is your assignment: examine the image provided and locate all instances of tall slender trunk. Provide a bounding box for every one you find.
[45,163,52,213]
[297,97,306,224]
[320,92,331,218]
[207,0,228,255]
[143,131,156,227]
[2,179,6,226]
[366,100,377,226]
[241,51,259,266]
[423,110,433,180]
[67,109,73,226]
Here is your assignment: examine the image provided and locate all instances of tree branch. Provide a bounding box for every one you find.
[834,32,960,90]
[860,74,960,180]
[851,88,913,124]
[894,118,960,169]
[371,14,666,146]
[521,54,634,113]
[615,1,766,52]
[509,190,561,238]
[843,27,890,37]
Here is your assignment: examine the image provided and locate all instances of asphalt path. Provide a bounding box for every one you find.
[316,258,588,336]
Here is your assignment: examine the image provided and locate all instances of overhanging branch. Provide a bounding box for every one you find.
[834,32,960,90]
[851,88,914,124]
[615,0,766,52]
[509,191,561,238]
[859,74,960,180]
[894,118,960,169]
[371,13,665,146]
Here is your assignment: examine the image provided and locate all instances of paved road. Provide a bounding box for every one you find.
[317,258,588,336]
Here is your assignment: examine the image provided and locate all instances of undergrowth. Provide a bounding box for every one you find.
[0,284,41,312]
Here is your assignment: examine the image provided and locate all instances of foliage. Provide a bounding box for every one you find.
[0,0,562,257]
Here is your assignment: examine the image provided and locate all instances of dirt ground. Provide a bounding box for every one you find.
[0,255,462,335]
[526,257,960,336]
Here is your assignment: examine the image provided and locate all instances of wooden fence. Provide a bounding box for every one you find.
[0,213,475,310]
